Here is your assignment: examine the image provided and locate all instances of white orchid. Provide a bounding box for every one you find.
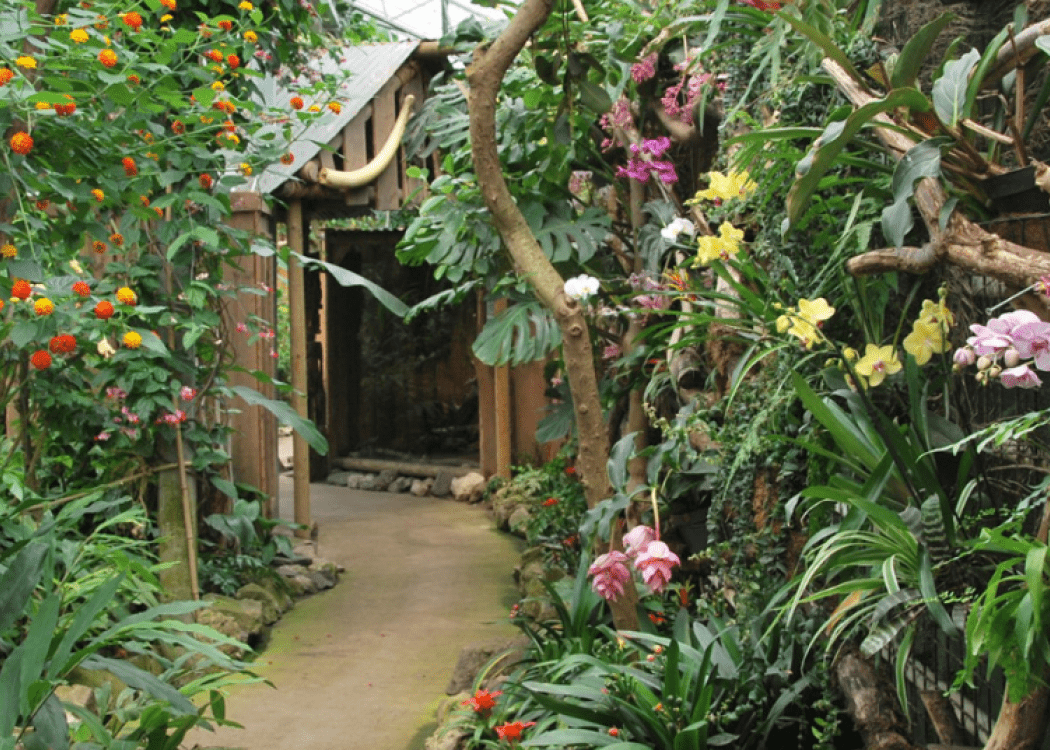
[564,274,600,301]
[660,217,696,242]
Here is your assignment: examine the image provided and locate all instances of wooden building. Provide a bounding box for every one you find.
[224,41,553,527]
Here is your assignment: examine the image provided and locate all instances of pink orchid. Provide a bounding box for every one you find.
[1000,364,1042,389]
[1010,319,1050,371]
[623,525,656,558]
[588,551,632,601]
[634,541,680,594]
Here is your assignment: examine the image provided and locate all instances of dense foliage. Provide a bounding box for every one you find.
[401,0,1050,747]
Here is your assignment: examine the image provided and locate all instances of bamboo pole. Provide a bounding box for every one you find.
[288,199,311,538]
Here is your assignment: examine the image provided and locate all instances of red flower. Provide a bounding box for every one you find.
[35,199,49,210]
[11,279,31,300]
[290,95,304,110]
[110,233,124,247]
[10,132,32,155]
[542,497,559,507]
[495,722,535,743]
[226,53,240,68]
[94,300,114,320]
[49,334,76,354]
[160,0,176,8]
[171,119,185,134]
[218,19,233,31]
[122,157,137,176]
[608,728,620,737]
[92,240,107,254]
[72,281,91,297]
[198,173,213,189]
[280,152,294,165]
[462,689,502,716]
[121,11,143,30]
[99,49,118,68]
[55,96,76,116]
[0,68,13,86]
[30,350,52,370]
[205,49,223,63]
[565,466,577,475]
[127,73,140,85]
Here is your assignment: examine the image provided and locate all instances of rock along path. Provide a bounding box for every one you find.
[186,474,522,750]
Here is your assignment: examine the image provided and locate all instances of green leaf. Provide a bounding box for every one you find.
[578,81,612,115]
[777,9,867,86]
[28,694,68,750]
[472,301,560,367]
[230,385,328,455]
[48,575,124,680]
[291,252,407,318]
[932,48,980,126]
[607,432,638,494]
[0,542,48,633]
[80,656,196,715]
[786,88,929,227]
[880,197,914,249]
[9,319,41,349]
[890,13,955,89]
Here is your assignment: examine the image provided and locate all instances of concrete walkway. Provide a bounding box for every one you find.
[186,475,523,750]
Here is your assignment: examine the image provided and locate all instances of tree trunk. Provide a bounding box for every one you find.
[467,0,637,630]
[466,0,611,511]
[835,649,921,750]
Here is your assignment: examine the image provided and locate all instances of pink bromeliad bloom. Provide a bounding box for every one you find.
[623,525,656,558]
[588,551,632,601]
[635,541,681,594]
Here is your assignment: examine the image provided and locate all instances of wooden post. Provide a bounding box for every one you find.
[288,199,311,538]
[224,192,278,517]
[494,297,512,479]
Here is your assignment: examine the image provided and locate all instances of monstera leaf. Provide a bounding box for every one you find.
[472,300,561,367]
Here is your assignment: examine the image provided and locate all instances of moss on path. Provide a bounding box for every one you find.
[185,475,522,750]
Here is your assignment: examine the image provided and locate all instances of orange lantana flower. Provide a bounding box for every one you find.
[11,279,31,300]
[99,49,117,67]
[10,132,32,155]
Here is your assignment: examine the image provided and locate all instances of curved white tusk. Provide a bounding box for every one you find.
[319,94,416,189]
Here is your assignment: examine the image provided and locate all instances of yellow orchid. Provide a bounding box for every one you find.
[695,222,744,266]
[855,344,901,387]
[903,318,950,365]
[690,170,757,203]
[798,297,835,326]
[917,297,955,328]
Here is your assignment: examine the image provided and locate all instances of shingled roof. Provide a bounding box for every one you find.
[245,40,420,197]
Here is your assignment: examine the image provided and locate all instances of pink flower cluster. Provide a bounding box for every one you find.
[631,53,657,84]
[616,137,678,184]
[961,309,1050,388]
[587,525,681,601]
[599,98,635,150]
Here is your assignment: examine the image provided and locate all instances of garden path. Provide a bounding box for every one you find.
[185,471,522,750]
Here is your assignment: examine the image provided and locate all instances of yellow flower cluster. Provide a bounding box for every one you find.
[695,222,743,265]
[689,170,757,204]
[776,297,835,350]
[902,296,954,365]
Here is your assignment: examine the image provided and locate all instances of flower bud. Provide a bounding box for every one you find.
[1004,348,1021,368]
[953,347,975,367]
[976,355,992,371]
[989,365,1002,378]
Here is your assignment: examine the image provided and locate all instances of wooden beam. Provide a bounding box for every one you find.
[372,79,401,210]
[288,199,311,538]
[332,456,477,478]
[494,297,511,480]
